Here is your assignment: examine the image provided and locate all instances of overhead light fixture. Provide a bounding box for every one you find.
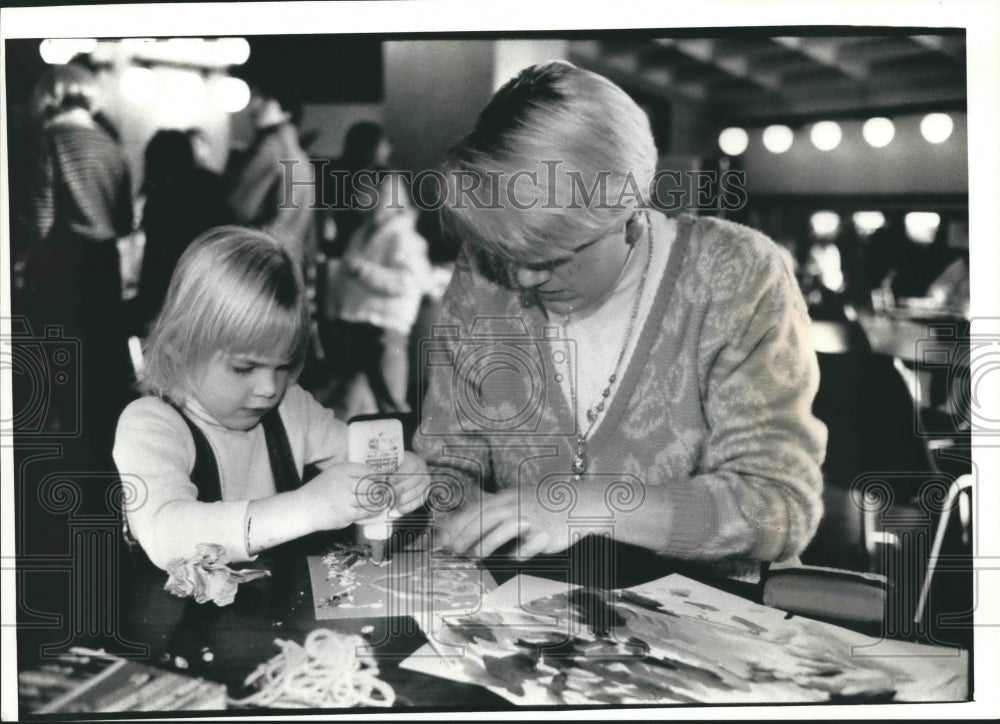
[904,212,941,244]
[39,38,98,64]
[120,66,158,104]
[920,113,953,144]
[214,38,251,66]
[211,76,251,113]
[718,127,749,156]
[862,117,895,148]
[810,210,841,238]
[120,37,251,68]
[810,121,842,151]
[852,211,887,236]
[155,70,207,127]
[762,124,793,154]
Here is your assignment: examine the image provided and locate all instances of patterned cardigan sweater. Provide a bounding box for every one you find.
[413,213,827,566]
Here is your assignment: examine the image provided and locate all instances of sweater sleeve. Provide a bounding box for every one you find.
[262,130,315,249]
[662,226,827,563]
[411,250,495,510]
[227,133,280,225]
[29,135,56,242]
[113,397,255,570]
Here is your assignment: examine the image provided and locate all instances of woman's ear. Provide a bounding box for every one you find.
[625,211,647,246]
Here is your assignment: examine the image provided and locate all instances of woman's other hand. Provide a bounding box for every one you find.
[387,451,431,515]
[433,482,617,560]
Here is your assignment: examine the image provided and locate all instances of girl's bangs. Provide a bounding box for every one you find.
[211,287,308,365]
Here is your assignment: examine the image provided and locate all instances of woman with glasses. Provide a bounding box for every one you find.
[413,61,827,582]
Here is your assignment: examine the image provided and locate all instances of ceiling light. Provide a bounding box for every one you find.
[852,211,886,236]
[920,113,953,144]
[810,210,840,238]
[762,125,793,154]
[810,121,842,151]
[718,127,749,156]
[120,66,157,104]
[211,76,251,113]
[905,212,941,244]
[39,38,98,65]
[155,70,207,127]
[862,117,895,148]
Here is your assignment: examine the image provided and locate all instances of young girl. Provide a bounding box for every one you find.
[113,226,429,571]
[329,171,431,418]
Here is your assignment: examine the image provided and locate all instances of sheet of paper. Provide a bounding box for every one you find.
[307,548,497,620]
[400,573,968,706]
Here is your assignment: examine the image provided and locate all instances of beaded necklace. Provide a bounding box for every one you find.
[564,217,653,480]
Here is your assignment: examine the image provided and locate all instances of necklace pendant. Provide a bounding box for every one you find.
[572,452,587,476]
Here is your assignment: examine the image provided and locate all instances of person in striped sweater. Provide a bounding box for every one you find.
[24,63,135,457]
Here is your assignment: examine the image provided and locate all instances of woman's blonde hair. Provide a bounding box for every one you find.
[139,226,311,403]
[32,64,102,120]
[441,61,657,278]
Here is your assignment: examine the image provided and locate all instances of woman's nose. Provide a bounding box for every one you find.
[515,267,552,288]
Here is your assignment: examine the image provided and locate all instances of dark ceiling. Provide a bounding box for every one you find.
[568,31,967,125]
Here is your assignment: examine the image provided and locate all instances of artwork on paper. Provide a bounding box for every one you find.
[307,544,497,620]
[402,574,968,706]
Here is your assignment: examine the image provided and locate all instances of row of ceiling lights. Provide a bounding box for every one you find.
[39,39,254,114]
[813,210,942,244]
[718,114,955,156]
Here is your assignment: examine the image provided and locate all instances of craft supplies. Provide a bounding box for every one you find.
[164,543,270,606]
[348,418,406,564]
[229,629,394,709]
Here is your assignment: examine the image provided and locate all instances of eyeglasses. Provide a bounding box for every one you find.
[515,222,625,273]
[470,220,626,288]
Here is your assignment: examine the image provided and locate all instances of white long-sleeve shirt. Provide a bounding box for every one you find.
[337,211,431,334]
[113,385,348,570]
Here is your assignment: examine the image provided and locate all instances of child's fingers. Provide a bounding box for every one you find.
[394,486,430,514]
[396,452,428,476]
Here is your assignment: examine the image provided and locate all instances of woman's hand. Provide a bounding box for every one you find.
[434,482,613,560]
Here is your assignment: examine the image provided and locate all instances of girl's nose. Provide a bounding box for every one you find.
[253,367,279,397]
[515,267,552,288]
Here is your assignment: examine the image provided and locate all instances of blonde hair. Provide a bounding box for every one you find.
[442,61,657,274]
[139,226,311,403]
[32,64,102,120]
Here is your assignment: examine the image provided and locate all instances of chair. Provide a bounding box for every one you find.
[802,319,937,573]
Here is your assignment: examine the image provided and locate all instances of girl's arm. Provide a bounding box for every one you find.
[114,397,260,569]
[286,385,349,472]
[114,396,375,567]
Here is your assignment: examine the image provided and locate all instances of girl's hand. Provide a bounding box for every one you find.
[298,461,380,531]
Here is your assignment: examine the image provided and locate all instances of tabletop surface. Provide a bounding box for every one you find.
[17,534,968,715]
[108,537,770,713]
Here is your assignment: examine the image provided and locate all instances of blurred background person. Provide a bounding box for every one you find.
[22,63,135,461]
[224,77,316,269]
[325,171,430,420]
[802,239,850,322]
[132,129,231,335]
[323,121,393,257]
